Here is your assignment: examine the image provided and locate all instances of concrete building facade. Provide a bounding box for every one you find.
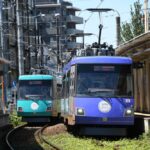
[35,0,83,71]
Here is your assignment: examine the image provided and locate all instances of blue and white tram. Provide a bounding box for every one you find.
[60,56,134,136]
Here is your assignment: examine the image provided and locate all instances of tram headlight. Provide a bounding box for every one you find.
[46,106,52,112]
[18,107,23,112]
[125,108,133,116]
[77,108,84,115]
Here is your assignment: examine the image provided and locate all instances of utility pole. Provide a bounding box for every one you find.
[0,0,3,58]
[56,17,59,69]
[116,16,120,46]
[2,1,9,108]
[0,1,9,112]
[26,2,31,73]
[34,1,38,68]
[144,0,149,32]
[0,0,4,113]
[16,0,24,75]
[55,13,60,72]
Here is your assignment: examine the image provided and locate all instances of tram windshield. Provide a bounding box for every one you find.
[18,80,52,100]
[76,64,133,97]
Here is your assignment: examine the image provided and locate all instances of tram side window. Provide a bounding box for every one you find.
[67,72,70,97]
[127,75,132,95]
[117,66,132,96]
[57,85,62,99]
[117,75,126,94]
[62,77,66,98]
[70,77,74,96]
[62,75,69,98]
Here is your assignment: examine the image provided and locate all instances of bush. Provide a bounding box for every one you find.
[9,111,23,127]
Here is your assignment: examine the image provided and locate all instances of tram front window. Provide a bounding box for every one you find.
[18,80,52,100]
[76,64,133,98]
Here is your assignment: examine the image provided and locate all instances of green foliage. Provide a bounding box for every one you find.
[9,111,23,127]
[43,132,150,150]
[121,0,144,43]
[121,22,134,42]
[131,1,144,36]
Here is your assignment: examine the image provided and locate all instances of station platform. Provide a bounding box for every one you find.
[135,112,150,134]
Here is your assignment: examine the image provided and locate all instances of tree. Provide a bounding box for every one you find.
[121,0,144,43]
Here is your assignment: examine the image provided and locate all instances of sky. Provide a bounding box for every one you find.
[68,0,146,48]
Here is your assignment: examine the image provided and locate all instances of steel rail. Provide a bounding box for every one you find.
[35,124,62,150]
[5,124,27,150]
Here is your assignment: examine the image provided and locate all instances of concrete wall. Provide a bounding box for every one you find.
[0,114,9,127]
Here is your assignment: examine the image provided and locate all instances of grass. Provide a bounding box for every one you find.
[9,110,26,127]
[8,110,150,150]
[43,132,150,150]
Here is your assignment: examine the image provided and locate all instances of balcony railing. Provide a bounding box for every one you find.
[46,28,57,35]
[66,15,83,24]
[50,41,57,48]
[66,28,83,35]
[66,41,82,49]
[35,0,57,5]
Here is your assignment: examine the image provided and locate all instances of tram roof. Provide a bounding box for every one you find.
[19,74,53,80]
[63,56,132,73]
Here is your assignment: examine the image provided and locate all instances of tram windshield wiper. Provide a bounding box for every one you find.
[113,95,132,98]
[25,95,43,100]
[88,88,114,93]
[86,88,116,97]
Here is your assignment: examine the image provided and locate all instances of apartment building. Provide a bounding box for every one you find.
[35,0,83,71]
[0,0,83,77]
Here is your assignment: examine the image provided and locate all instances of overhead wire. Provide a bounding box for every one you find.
[83,0,104,28]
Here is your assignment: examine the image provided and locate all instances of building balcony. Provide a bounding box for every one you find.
[66,15,83,24]
[50,41,57,48]
[35,0,57,5]
[46,28,57,35]
[66,6,81,11]
[66,41,82,50]
[66,28,83,36]
[35,3,61,8]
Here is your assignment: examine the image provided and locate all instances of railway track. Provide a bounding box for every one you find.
[6,124,27,150]
[5,123,63,150]
[35,124,62,150]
